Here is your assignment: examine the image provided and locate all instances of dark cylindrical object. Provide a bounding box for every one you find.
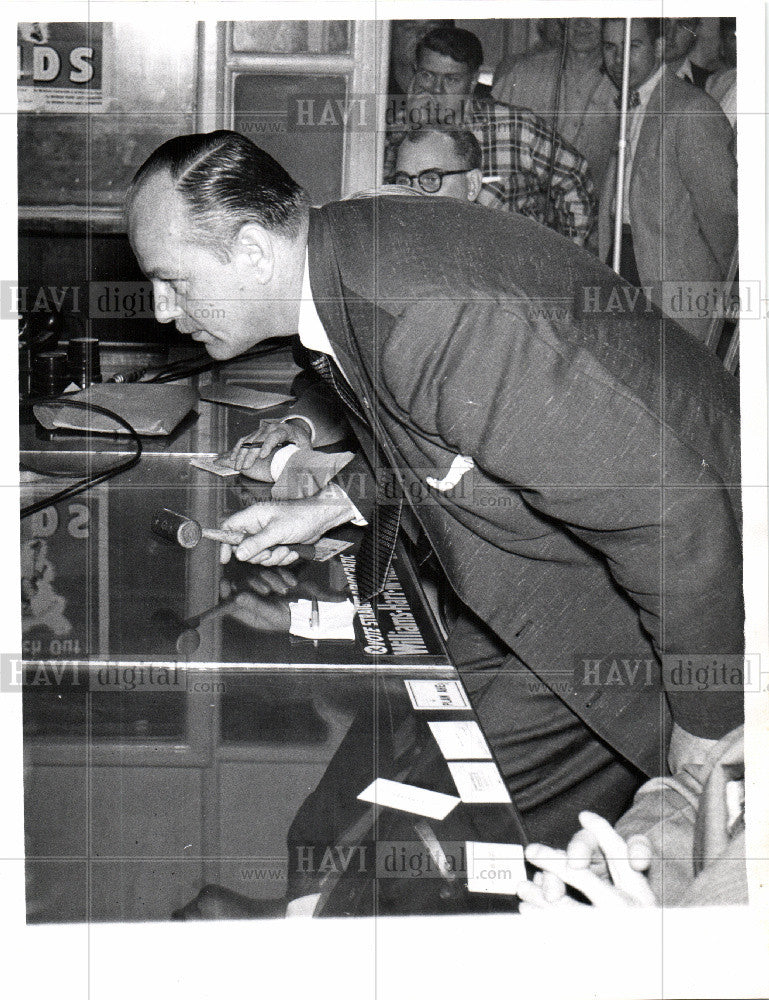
[19,345,34,399]
[68,337,102,387]
[31,351,70,397]
[151,508,203,548]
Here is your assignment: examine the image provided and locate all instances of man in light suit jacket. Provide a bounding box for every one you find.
[598,18,737,343]
[127,131,743,849]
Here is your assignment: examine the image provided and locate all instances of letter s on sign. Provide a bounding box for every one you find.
[69,46,94,84]
[68,503,90,539]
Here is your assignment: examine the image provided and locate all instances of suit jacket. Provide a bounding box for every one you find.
[307,195,743,778]
[598,68,737,342]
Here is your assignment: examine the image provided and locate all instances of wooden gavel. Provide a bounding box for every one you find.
[150,507,316,558]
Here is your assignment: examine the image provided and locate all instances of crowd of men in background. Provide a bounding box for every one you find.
[384,17,738,345]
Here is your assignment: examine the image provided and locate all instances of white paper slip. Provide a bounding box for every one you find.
[357,778,460,821]
[448,762,512,804]
[428,721,492,760]
[190,456,240,477]
[466,841,526,896]
[288,598,356,640]
[404,679,470,711]
[312,537,355,562]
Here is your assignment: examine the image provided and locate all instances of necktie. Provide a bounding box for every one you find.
[614,90,641,110]
[306,349,367,424]
[305,349,403,603]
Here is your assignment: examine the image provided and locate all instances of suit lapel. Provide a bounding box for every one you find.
[307,208,369,406]
[632,71,665,193]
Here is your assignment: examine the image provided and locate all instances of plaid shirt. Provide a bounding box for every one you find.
[384,98,597,246]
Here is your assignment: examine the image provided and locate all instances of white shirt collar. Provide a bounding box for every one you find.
[298,251,341,363]
[674,56,694,83]
[636,63,665,110]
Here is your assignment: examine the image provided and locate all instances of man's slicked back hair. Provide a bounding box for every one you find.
[128,130,308,255]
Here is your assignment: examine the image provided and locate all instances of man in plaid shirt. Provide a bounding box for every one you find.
[384,26,598,246]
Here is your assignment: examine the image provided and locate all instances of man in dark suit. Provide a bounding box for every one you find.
[127,131,743,849]
[599,17,737,343]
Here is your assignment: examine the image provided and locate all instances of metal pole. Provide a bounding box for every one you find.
[544,21,569,228]
[612,17,633,273]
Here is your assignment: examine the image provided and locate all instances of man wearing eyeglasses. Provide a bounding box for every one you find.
[384,26,598,247]
[393,126,483,202]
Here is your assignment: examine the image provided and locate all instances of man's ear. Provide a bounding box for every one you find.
[232,222,274,284]
[654,35,666,64]
[466,168,483,202]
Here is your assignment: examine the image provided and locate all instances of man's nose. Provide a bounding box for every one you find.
[152,281,184,324]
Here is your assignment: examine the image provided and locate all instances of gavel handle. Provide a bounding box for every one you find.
[201,527,316,559]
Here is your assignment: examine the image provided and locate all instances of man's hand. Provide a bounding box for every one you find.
[239,567,298,597]
[218,486,357,567]
[517,811,657,912]
[565,813,653,881]
[225,592,291,633]
[230,418,313,472]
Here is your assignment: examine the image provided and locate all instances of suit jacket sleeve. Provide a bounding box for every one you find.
[674,100,737,276]
[286,372,349,448]
[379,298,743,735]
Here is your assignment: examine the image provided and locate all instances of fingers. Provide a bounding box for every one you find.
[526,844,627,909]
[540,868,567,903]
[524,818,657,910]
[218,497,327,565]
[219,505,269,536]
[626,834,653,872]
[229,519,301,565]
[576,812,628,882]
[565,827,600,870]
[230,432,262,471]
[517,878,548,910]
[240,546,300,568]
[232,524,283,563]
[218,505,268,564]
[257,427,289,459]
[230,444,259,472]
[516,865,580,914]
[246,567,297,596]
[577,812,657,907]
[237,455,275,482]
